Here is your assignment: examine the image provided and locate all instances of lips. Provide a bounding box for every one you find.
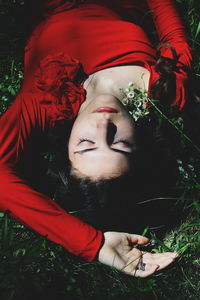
[93,107,118,113]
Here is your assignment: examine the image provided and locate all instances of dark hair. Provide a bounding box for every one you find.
[150,43,199,111]
[44,119,136,229]
[151,43,200,146]
[25,2,199,233]
[42,109,179,235]
[42,46,200,234]
[151,44,178,112]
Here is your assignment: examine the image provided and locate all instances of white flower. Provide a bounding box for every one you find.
[119,83,151,122]
[143,97,149,104]
[177,160,182,165]
[178,166,185,173]
[134,100,142,108]
[127,92,135,98]
[134,111,141,117]
[177,117,183,125]
[128,81,134,87]
[1,96,8,101]
[122,98,128,105]
[144,110,150,116]
[18,71,23,79]
[188,164,194,171]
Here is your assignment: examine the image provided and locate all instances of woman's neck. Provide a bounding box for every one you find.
[83,65,150,102]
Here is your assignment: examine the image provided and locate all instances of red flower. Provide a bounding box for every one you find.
[34,53,86,124]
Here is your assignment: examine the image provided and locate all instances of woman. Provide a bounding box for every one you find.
[0,0,190,276]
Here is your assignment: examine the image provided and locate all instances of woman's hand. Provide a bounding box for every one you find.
[98,232,178,277]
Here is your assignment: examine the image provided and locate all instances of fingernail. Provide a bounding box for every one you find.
[156,265,160,271]
[174,252,180,258]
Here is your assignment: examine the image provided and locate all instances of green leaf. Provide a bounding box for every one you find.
[195,22,200,39]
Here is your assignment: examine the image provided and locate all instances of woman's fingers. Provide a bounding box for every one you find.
[121,251,178,277]
[127,233,149,246]
[142,252,178,270]
[133,263,159,278]
[99,232,178,278]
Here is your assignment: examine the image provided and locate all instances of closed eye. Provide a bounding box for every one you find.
[112,139,133,147]
[78,138,133,147]
[78,138,95,145]
[75,138,134,156]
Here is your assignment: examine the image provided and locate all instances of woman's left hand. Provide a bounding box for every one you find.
[98,231,178,277]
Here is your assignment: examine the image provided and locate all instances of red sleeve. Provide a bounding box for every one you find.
[146,0,191,66]
[146,0,192,108]
[0,92,103,261]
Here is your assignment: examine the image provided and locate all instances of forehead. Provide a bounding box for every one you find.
[71,149,131,179]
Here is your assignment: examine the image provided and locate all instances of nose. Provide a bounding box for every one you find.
[96,115,117,145]
[107,122,116,144]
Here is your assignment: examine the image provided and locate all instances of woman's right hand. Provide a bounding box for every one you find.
[98,232,178,277]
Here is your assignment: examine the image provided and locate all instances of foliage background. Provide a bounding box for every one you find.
[0,0,200,299]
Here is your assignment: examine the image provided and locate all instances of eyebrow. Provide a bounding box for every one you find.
[74,148,133,157]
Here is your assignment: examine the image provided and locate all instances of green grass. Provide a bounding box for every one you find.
[0,1,200,299]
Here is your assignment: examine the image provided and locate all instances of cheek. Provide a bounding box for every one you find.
[69,118,85,141]
[68,119,91,152]
[68,125,80,155]
[67,138,73,159]
[120,120,135,137]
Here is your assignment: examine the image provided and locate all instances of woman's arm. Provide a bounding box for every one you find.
[0,93,178,273]
[0,92,103,261]
[146,0,192,68]
[146,0,192,109]
[98,232,178,277]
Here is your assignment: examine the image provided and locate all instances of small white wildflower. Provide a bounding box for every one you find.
[122,98,128,105]
[1,96,8,101]
[127,92,135,99]
[120,83,151,122]
[188,164,194,171]
[178,166,185,174]
[128,81,134,87]
[134,111,141,117]
[177,117,183,125]
[144,110,150,116]
[134,100,142,108]
[143,97,149,104]
[18,71,23,79]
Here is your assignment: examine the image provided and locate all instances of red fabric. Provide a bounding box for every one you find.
[0,92,103,261]
[24,0,192,108]
[146,0,192,108]
[24,0,156,91]
[34,52,86,126]
[0,0,192,261]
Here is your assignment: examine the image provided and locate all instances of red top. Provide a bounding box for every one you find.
[24,0,192,110]
[0,0,192,261]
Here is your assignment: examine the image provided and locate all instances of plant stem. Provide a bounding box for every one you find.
[148,99,200,154]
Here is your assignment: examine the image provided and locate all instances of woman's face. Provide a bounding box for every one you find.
[68,94,135,180]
